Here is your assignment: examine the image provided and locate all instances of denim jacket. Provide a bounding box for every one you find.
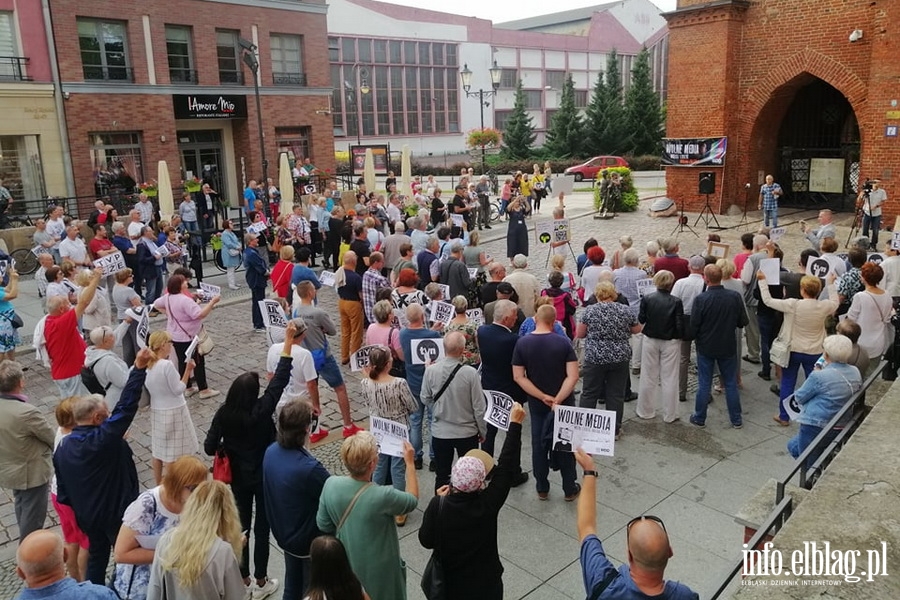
[795,362,861,428]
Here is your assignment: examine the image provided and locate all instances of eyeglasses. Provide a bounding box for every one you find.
[185,484,199,492]
[626,515,667,538]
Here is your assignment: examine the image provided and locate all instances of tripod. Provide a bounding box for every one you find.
[846,189,870,248]
[671,197,699,237]
[737,183,751,230]
[546,241,578,267]
[695,193,725,230]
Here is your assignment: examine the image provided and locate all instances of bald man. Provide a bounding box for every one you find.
[574,451,698,599]
[15,530,116,599]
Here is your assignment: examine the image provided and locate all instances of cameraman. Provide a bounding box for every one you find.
[857,179,887,250]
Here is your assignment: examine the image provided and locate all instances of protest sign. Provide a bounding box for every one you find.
[318,270,336,287]
[369,416,409,458]
[706,241,730,259]
[552,219,570,243]
[806,254,842,279]
[467,267,478,279]
[450,214,464,228]
[892,231,900,251]
[410,338,445,365]
[867,252,885,265]
[31,245,50,257]
[185,335,200,360]
[393,307,410,329]
[483,390,514,431]
[535,221,553,245]
[552,405,617,457]
[351,345,378,371]
[769,227,787,242]
[437,284,451,300]
[258,299,287,344]
[759,258,781,284]
[554,175,575,195]
[782,394,801,421]
[635,278,656,298]
[247,222,268,234]
[136,308,150,349]
[430,301,454,325]
[199,282,221,298]
[93,251,126,276]
[466,308,484,326]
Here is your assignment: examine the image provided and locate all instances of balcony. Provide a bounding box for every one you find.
[219,70,244,85]
[0,57,32,82]
[169,68,198,84]
[272,72,307,86]
[83,65,133,82]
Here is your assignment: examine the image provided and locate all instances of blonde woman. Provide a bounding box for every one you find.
[147,480,245,600]
[145,330,199,485]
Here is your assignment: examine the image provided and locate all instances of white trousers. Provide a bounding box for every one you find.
[637,337,681,423]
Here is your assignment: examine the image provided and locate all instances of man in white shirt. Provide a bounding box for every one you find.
[672,255,708,402]
[881,244,900,297]
[45,206,66,260]
[265,318,324,441]
[858,179,887,250]
[126,210,144,242]
[58,225,91,267]
[133,194,154,225]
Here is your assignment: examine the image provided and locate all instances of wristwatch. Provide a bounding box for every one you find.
[583,470,599,478]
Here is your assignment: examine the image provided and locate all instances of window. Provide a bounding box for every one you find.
[499,68,518,89]
[545,110,556,129]
[374,39,387,64]
[546,70,565,90]
[271,34,305,85]
[357,38,371,63]
[494,110,513,131]
[276,127,311,164]
[78,19,130,81]
[404,41,416,63]
[216,29,242,84]
[328,37,339,62]
[432,43,443,66]
[445,44,457,66]
[341,38,355,62]
[524,90,543,109]
[418,42,430,65]
[389,40,402,63]
[165,25,195,84]
[0,136,45,200]
[0,12,27,81]
[90,132,143,195]
[574,90,588,108]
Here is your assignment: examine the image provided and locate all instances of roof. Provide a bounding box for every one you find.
[494,1,621,30]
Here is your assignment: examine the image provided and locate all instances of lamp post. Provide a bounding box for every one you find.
[460,60,502,174]
[239,38,270,219]
[344,64,370,146]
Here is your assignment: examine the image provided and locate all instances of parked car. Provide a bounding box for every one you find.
[564,156,629,181]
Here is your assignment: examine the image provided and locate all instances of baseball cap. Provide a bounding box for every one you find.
[464,448,495,475]
[496,282,515,295]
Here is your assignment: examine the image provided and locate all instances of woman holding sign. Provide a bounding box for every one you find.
[361,346,418,526]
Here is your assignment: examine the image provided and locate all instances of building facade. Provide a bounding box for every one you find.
[0,0,68,202]
[327,0,668,156]
[664,0,900,218]
[48,0,334,211]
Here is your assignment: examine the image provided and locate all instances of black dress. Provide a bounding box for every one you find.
[506,208,528,259]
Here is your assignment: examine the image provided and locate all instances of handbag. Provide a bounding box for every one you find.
[387,327,406,379]
[769,310,794,368]
[169,298,215,356]
[421,496,447,600]
[212,446,232,483]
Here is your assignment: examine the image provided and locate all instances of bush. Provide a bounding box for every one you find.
[624,154,662,171]
[592,167,638,212]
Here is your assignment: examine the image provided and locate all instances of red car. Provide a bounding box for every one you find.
[564,156,629,181]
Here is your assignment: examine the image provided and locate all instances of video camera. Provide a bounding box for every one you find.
[863,179,874,193]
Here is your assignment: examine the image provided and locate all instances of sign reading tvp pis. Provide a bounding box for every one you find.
[173,95,248,119]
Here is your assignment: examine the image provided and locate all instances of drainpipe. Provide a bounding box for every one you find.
[41,0,76,197]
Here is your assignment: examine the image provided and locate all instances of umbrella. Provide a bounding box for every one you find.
[399,145,411,196]
[157,161,174,222]
[279,153,295,218]
[364,148,375,193]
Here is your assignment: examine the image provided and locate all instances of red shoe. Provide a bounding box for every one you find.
[342,423,364,438]
[309,427,330,444]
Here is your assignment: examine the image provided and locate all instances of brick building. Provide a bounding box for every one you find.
[664,0,900,219]
[48,0,334,211]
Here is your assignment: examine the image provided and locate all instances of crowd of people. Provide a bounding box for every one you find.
[2,172,896,600]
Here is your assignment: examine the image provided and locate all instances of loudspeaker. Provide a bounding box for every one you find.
[698,172,715,195]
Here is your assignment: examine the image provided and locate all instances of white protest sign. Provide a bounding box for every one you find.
[483,390,514,431]
[31,245,50,257]
[759,258,781,284]
[258,299,287,344]
[351,345,378,372]
[429,301,454,325]
[535,221,553,245]
[369,416,409,458]
[635,278,656,298]
[136,308,150,349]
[552,219,570,243]
[393,307,410,329]
[184,335,200,360]
[466,308,484,326]
[554,175,575,196]
[867,252,885,265]
[552,405,617,457]
[892,232,900,251]
[156,244,169,258]
[437,284,451,300]
[247,222,268,234]
[93,251,126,276]
[199,282,221,298]
[782,394,801,421]
[318,270,336,287]
[410,338,445,365]
[769,227,787,242]
[806,254,842,279]
[0,261,7,282]
[450,214,464,228]
[467,267,478,279]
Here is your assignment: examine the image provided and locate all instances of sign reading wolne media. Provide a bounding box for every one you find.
[173,95,248,120]
[662,137,727,167]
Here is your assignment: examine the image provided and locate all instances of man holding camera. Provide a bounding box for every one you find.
[857,179,887,250]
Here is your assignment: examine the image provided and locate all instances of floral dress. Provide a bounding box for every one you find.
[446,320,480,366]
[0,288,20,352]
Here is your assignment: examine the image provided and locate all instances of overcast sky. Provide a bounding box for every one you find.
[372,0,678,24]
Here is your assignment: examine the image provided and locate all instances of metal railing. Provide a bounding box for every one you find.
[709,361,886,598]
[0,56,31,81]
[272,72,307,86]
[83,65,133,82]
[219,70,243,85]
[169,68,198,84]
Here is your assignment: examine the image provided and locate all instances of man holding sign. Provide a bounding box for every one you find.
[512,305,580,501]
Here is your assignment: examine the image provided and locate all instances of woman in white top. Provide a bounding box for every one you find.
[578,246,611,304]
[85,324,131,410]
[145,330,199,485]
[147,480,245,600]
[847,262,893,366]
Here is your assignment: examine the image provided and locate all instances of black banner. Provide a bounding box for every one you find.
[173,94,247,119]
[662,137,727,167]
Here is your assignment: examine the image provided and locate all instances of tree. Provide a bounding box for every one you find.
[624,47,664,156]
[584,49,627,155]
[501,79,536,159]
[584,70,608,156]
[544,74,583,158]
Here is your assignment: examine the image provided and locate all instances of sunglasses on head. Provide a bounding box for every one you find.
[626,515,667,536]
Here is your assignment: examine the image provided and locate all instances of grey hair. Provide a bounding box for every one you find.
[512,254,528,268]
[47,296,69,315]
[444,331,465,356]
[373,299,393,324]
[662,238,679,254]
[753,234,769,250]
[646,240,660,256]
[449,241,464,254]
[406,303,425,324]
[426,235,440,250]
[823,334,853,364]
[0,361,25,393]
[72,394,108,424]
[451,295,468,313]
[89,326,114,346]
[623,248,640,266]
[111,221,125,234]
[493,299,517,323]
[394,221,406,233]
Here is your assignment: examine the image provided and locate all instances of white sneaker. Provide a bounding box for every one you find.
[243,583,253,600]
[252,578,279,600]
[184,386,199,398]
[229,285,241,290]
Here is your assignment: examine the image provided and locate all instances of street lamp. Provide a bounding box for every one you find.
[460,60,502,174]
[345,65,370,146]
[239,37,270,219]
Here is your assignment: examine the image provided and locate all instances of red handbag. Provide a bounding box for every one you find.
[212,447,232,484]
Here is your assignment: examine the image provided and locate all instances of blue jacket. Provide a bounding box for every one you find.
[53,367,145,532]
[690,285,749,358]
[244,246,268,289]
[262,444,330,556]
[476,323,524,402]
[795,362,861,428]
[220,230,242,268]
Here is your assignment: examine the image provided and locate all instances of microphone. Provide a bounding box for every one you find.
[745,183,751,189]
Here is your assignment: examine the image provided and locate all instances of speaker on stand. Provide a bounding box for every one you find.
[695,171,724,230]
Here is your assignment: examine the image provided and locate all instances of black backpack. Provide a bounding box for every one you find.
[81,355,112,396]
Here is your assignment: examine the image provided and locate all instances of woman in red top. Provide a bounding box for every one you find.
[270,245,295,312]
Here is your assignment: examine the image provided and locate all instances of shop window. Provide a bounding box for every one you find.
[90,132,143,195]
[0,136,45,200]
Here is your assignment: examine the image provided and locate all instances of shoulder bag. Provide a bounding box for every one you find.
[335,482,372,536]
[421,495,447,600]
[387,327,406,379]
[431,363,464,405]
[168,297,215,356]
[769,309,794,368]
[212,445,232,484]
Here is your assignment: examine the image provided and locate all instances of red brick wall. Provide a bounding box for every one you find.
[49,0,334,199]
[665,0,900,219]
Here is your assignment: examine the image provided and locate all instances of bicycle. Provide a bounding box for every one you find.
[210,234,243,273]
[9,247,39,275]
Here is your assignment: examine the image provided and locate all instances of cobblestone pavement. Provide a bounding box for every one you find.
[0,187,874,598]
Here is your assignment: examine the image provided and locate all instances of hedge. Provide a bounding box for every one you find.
[593,167,639,212]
